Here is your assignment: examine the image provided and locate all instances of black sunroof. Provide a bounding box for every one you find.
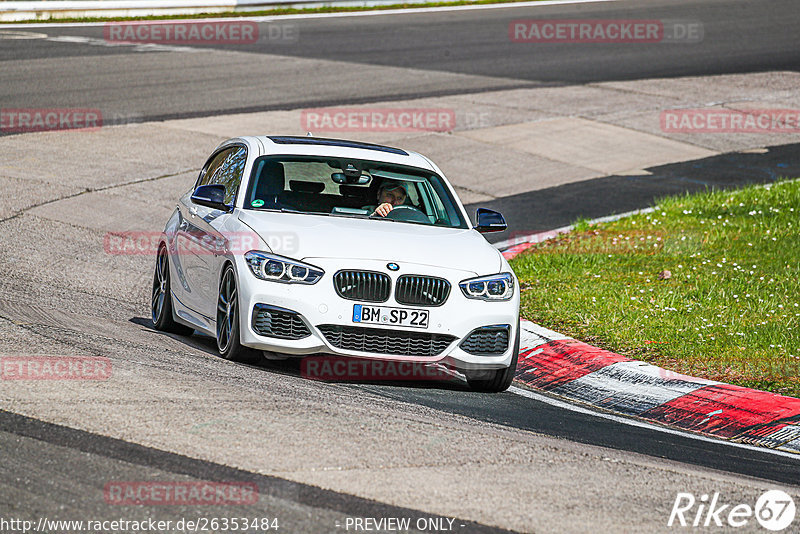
[267,136,409,156]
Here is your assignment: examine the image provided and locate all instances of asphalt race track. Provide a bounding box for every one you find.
[2,0,800,118]
[1,0,800,532]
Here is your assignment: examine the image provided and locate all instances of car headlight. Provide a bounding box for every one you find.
[244,251,324,284]
[459,273,514,301]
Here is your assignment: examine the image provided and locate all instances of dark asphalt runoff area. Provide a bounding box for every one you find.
[2,0,800,530]
[478,142,800,243]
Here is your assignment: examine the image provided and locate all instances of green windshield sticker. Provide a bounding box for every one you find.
[251,199,265,208]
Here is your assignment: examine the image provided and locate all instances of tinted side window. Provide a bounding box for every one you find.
[207,146,247,205]
[196,148,232,189]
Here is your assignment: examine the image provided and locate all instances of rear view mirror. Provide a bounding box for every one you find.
[331,172,371,185]
[475,208,507,233]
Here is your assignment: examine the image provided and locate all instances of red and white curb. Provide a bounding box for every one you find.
[514,320,800,454]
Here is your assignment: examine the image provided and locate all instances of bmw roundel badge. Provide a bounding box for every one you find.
[387,262,400,271]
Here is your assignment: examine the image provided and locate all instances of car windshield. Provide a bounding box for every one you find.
[243,155,468,229]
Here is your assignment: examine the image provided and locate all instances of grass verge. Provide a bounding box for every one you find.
[510,179,800,398]
[1,0,539,24]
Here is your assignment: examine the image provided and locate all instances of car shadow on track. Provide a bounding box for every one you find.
[130,316,472,392]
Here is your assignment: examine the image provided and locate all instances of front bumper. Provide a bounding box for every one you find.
[236,258,519,372]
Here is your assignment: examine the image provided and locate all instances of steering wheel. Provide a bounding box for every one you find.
[383,205,430,224]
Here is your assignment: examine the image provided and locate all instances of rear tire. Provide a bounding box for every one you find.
[152,246,194,336]
[466,319,520,393]
[216,265,260,363]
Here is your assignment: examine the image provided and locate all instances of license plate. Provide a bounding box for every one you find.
[352,304,429,329]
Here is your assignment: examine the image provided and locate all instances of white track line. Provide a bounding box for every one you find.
[494,207,656,251]
[509,385,800,461]
[0,0,616,29]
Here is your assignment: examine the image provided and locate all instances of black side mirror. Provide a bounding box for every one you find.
[475,208,507,233]
[191,184,230,211]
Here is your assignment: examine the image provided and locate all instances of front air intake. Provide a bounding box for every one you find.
[317,324,456,357]
[251,304,311,340]
[459,325,510,355]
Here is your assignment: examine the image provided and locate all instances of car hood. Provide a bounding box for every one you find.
[237,210,503,276]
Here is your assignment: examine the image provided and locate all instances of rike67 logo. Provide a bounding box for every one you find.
[669,490,796,531]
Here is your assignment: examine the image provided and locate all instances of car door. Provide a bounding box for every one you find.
[176,145,247,320]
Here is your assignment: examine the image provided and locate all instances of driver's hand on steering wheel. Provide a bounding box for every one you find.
[373,202,393,217]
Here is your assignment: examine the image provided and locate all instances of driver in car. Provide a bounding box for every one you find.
[367,180,408,217]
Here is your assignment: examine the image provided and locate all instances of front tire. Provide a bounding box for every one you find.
[216,265,259,363]
[152,246,194,336]
[466,320,520,393]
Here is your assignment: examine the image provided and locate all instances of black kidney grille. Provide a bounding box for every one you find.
[459,326,510,355]
[317,324,455,357]
[395,275,451,306]
[252,305,311,340]
[334,271,391,302]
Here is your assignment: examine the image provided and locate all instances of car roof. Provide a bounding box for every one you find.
[232,135,437,171]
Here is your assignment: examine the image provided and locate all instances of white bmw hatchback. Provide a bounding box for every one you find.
[152,136,520,392]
